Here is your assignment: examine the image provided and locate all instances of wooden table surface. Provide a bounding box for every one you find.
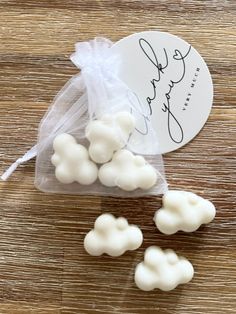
[0,1,235,313]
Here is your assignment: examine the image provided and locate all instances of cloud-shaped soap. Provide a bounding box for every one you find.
[135,246,194,291]
[98,149,157,191]
[85,111,135,163]
[154,190,216,235]
[51,133,98,185]
[84,213,143,256]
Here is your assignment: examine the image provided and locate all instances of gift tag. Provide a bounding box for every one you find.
[111,31,213,154]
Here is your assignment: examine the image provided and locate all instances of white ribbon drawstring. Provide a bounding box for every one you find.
[1,144,37,181]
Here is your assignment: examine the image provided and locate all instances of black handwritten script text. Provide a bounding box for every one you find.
[139,38,192,144]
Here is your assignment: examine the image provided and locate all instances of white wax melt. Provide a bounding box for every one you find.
[98,149,157,191]
[51,133,98,185]
[135,246,194,291]
[154,190,216,235]
[85,111,135,163]
[84,213,143,256]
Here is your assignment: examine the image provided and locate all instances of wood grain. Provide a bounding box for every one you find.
[0,0,235,313]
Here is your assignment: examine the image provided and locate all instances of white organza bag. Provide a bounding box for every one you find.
[3,38,168,197]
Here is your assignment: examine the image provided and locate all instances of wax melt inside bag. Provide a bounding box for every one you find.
[34,38,167,196]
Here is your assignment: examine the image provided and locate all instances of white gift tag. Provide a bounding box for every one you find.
[111,31,213,154]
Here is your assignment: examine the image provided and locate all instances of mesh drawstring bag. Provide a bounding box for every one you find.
[2,37,168,197]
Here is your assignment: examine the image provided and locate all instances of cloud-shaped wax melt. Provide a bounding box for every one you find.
[98,149,157,191]
[135,246,194,291]
[84,213,143,256]
[51,133,98,185]
[85,111,135,163]
[154,190,216,235]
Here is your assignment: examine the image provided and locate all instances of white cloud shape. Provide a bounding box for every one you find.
[154,190,216,235]
[84,213,143,256]
[135,246,194,291]
[51,133,98,185]
[98,150,157,191]
[85,111,135,163]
